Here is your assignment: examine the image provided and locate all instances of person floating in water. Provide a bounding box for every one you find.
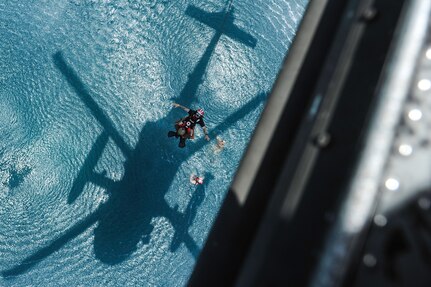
[190,174,204,185]
[168,103,210,148]
[214,136,226,154]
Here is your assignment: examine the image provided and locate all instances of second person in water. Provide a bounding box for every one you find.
[168,103,210,148]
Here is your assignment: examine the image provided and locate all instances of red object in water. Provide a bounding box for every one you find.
[191,175,204,185]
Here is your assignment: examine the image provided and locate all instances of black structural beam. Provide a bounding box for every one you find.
[189,0,412,286]
[188,0,352,286]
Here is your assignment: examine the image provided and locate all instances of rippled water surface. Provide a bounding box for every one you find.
[0,0,308,286]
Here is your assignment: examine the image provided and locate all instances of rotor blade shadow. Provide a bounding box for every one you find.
[2,209,102,278]
[53,52,133,159]
[176,5,257,107]
[68,131,109,204]
[190,92,267,153]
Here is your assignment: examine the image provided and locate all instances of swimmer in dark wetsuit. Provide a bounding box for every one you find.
[168,103,210,148]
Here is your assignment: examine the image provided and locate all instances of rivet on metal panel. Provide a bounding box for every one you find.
[385,178,400,191]
[418,197,431,210]
[398,144,413,156]
[408,108,422,121]
[360,7,378,22]
[363,254,377,267]
[313,132,331,148]
[374,214,387,227]
[418,79,431,91]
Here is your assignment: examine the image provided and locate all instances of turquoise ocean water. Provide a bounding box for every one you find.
[0,0,308,286]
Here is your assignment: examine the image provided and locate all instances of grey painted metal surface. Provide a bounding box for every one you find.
[311,1,431,286]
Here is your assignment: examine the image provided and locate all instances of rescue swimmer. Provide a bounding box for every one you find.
[168,103,210,148]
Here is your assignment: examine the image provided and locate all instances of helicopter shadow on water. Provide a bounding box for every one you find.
[2,3,261,278]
